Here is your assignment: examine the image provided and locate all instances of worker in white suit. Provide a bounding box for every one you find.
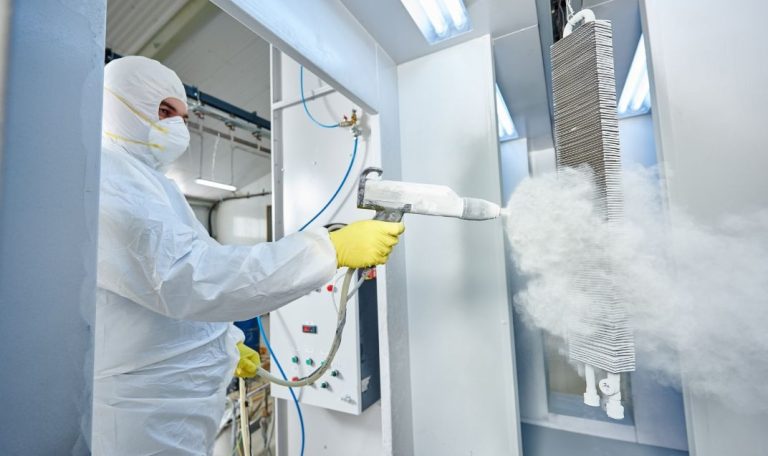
[92,56,403,455]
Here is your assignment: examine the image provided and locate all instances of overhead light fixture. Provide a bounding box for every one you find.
[496,84,518,141]
[195,178,237,192]
[401,0,471,44]
[618,34,651,118]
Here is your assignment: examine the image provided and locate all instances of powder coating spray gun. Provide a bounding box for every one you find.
[357,167,501,221]
[256,167,501,389]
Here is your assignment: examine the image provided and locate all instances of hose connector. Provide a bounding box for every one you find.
[339,109,362,137]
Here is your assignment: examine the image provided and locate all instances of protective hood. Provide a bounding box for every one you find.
[102,56,188,169]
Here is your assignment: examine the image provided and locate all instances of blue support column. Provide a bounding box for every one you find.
[0,0,105,453]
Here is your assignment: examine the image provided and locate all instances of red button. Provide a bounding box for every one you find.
[291,376,299,382]
[326,284,335,292]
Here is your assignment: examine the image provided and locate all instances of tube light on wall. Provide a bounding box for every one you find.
[496,84,518,141]
[195,178,237,192]
[618,34,651,118]
[400,0,472,44]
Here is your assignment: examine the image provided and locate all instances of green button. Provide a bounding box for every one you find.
[320,382,329,389]
[330,370,339,377]
[291,356,299,364]
[305,358,314,366]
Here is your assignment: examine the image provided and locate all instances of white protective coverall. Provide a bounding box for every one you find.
[93,56,337,455]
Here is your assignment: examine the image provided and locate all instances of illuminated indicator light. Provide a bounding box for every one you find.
[364,268,377,280]
[305,358,314,366]
[291,376,299,382]
[302,325,317,334]
[326,284,335,292]
[290,356,299,364]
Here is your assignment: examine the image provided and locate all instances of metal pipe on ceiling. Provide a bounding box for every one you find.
[187,120,270,156]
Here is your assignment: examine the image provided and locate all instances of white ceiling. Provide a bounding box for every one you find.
[338,0,641,155]
[106,0,188,55]
[339,0,539,64]
[338,0,555,153]
[162,9,271,118]
[105,0,273,201]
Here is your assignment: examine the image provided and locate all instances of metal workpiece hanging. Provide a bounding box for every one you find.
[550,8,635,420]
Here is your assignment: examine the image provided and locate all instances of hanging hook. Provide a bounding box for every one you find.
[563,8,596,37]
[227,121,236,187]
[196,110,205,180]
[210,132,221,181]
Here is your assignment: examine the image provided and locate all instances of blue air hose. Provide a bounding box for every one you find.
[298,136,358,232]
[300,66,339,129]
[256,316,304,456]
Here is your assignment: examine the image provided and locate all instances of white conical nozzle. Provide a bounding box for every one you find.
[461,197,501,220]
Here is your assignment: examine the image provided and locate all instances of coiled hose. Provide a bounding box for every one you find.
[256,268,355,387]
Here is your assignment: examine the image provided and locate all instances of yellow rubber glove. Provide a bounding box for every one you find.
[235,342,261,378]
[328,220,405,269]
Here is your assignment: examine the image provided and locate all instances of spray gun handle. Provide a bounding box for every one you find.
[362,210,402,279]
[373,210,404,223]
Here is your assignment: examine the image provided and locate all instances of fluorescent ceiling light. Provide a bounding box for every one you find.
[496,84,518,141]
[401,0,471,44]
[195,178,237,192]
[618,34,651,118]
[443,0,468,29]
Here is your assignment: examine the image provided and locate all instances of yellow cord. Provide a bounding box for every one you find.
[238,377,251,456]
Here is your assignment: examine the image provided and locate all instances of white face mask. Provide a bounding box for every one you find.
[148,116,190,165]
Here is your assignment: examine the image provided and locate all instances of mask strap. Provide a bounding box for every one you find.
[103,131,165,151]
[104,86,169,134]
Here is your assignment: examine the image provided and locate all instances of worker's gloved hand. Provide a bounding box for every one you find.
[235,342,261,378]
[328,220,405,269]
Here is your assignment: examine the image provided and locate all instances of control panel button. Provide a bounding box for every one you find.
[330,370,340,377]
[320,382,330,389]
[302,324,317,334]
[290,356,299,364]
[305,358,314,366]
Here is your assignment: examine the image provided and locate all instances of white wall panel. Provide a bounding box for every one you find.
[619,114,657,169]
[642,1,768,454]
[215,174,273,245]
[0,0,105,453]
[398,35,522,456]
[271,51,389,456]
[643,0,768,221]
